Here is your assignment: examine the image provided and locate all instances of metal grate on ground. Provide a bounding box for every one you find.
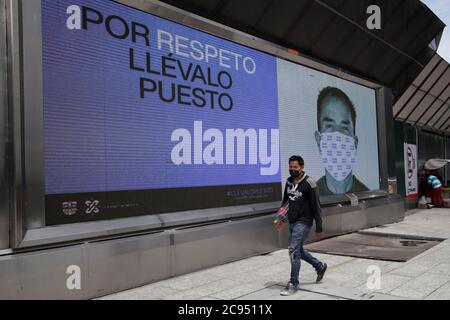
[304,232,445,262]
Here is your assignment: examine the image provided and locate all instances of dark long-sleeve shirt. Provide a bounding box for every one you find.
[282,174,323,233]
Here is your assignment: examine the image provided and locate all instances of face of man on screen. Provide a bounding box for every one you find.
[318,98,355,138]
[314,87,369,195]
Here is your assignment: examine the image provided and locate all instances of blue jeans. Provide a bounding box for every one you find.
[288,222,323,287]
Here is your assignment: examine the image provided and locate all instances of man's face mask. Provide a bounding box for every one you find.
[319,132,357,181]
[289,169,301,178]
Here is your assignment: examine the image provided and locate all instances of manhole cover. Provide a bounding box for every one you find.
[304,232,445,262]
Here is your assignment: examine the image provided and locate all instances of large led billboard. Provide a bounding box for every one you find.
[277,59,380,196]
[42,0,281,225]
[41,0,381,226]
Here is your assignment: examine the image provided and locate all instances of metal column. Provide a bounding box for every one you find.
[0,0,9,250]
[377,87,397,193]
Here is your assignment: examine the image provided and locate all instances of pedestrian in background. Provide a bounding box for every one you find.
[426,170,443,207]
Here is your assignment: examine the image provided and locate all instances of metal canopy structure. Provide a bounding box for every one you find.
[394,54,450,135]
[159,0,445,100]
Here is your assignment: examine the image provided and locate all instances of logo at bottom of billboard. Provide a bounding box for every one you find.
[277,60,380,196]
[42,0,281,225]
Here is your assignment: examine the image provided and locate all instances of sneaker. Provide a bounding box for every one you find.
[280,282,298,296]
[316,263,327,283]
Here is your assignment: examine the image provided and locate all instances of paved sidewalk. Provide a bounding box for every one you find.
[98,208,450,300]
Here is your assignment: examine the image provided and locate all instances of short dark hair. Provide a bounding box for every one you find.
[317,87,357,134]
[289,155,304,166]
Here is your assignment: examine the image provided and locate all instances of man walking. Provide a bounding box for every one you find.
[278,155,327,296]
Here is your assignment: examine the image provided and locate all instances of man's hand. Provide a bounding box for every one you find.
[315,232,324,240]
[275,221,285,232]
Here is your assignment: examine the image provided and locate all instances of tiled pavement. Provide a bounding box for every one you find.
[98,208,450,300]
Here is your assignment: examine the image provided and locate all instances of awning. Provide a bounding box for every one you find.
[393,54,450,135]
[159,0,446,100]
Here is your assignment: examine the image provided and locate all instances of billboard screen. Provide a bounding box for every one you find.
[42,0,281,225]
[41,0,381,226]
[277,59,380,196]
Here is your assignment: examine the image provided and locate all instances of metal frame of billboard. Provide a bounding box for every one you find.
[5,0,391,249]
[0,0,9,250]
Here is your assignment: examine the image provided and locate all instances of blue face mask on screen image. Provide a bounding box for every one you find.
[319,132,357,181]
